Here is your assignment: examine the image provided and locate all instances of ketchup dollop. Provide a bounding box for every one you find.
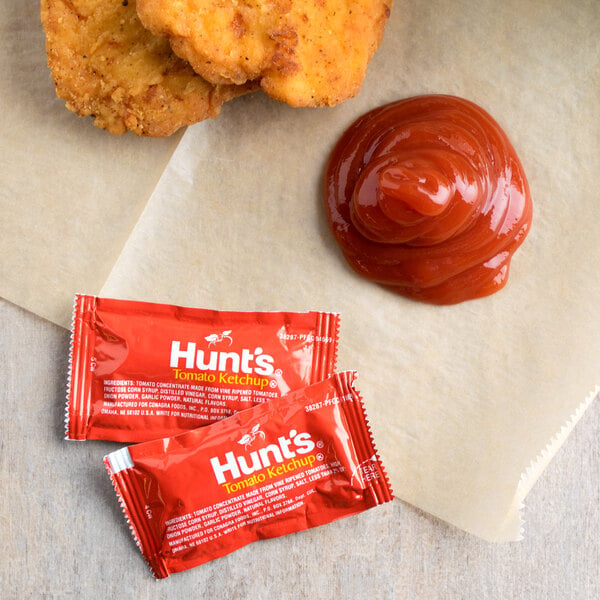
[324,95,533,304]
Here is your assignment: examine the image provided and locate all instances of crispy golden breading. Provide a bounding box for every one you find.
[136,0,392,107]
[41,0,254,136]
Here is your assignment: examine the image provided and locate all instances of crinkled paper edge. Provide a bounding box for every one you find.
[513,385,600,540]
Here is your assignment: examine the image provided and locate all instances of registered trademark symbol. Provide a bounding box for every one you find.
[316,453,324,461]
[316,440,324,448]
[275,369,282,376]
[269,380,277,388]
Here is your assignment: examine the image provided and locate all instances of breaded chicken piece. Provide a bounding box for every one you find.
[136,0,392,107]
[41,0,254,136]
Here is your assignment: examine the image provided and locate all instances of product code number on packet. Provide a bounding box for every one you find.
[304,392,354,413]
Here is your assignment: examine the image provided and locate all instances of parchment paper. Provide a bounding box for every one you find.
[0,1,180,325]
[2,0,599,541]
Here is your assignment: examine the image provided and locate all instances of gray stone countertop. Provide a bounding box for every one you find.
[1,298,598,600]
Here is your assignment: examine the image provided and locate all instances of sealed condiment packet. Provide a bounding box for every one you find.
[104,371,393,578]
[67,295,339,442]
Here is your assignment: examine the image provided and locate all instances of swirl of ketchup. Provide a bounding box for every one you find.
[324,95,533,304]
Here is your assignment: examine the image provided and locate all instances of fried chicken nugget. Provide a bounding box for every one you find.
[136,0,392,107]
[41,0,254,136]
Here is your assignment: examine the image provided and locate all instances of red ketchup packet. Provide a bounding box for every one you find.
[104,371,393,578]
[67,295,339,442]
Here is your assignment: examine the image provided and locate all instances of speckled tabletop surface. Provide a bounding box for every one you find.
[1,297,598,599]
